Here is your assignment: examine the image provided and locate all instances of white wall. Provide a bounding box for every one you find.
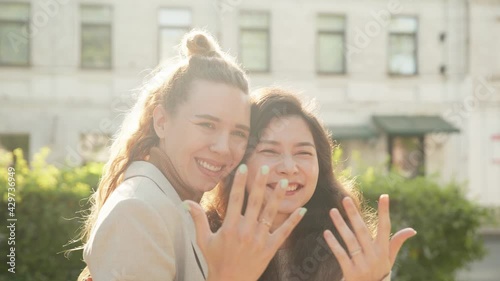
[0,0,498,204]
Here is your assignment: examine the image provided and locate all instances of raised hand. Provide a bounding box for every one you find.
[184,164,307,281]
[323,195,416,281]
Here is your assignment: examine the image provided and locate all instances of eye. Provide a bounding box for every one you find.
[297,151,314,156]
[259,149,279,155]
[232,130,248,139]
[198,122,215,129]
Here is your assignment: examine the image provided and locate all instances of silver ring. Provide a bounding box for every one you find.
[349,248,362,256]
[259,218,272,228]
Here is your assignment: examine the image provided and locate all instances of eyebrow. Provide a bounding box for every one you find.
[194,114,250,132]
[259,139,316,148]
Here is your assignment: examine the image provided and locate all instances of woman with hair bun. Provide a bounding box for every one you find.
[77,31,305,281]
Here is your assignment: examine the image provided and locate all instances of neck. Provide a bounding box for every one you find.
[148,146,203,203]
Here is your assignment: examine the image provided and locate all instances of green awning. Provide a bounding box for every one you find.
[372,115,460,135]
[328,125,378,140]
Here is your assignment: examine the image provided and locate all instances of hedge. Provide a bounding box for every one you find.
[0,148,100,281]
[334,149,496,281]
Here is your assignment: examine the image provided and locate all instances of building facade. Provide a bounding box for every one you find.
[0,1,498,196]
[2,0,497,204]
[0,0,499,279]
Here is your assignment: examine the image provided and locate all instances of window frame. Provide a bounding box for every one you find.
[238,10,271,73]
[79,132,112,164]
[0,2,31,67]
[157,7,192,63]
[387,134,425,178]
[0,133,30,164]
[316,13,346,75]
[80,4,113,70]
[387,15,419,77]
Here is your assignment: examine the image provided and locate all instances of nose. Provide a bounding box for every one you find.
[276,154,299,175]
[209,132,231,156]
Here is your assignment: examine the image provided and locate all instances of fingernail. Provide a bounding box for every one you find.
[412,229,417,235]
[182,201,191,212]
[299,207,307,216]
[238,164,247,174]
[381,194,389,200]
[261,165,269,175]
[280,179,288,189]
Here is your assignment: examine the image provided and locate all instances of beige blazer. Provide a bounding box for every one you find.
[84,161,208,281]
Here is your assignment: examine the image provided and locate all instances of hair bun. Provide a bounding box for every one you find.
[181,30,221,58]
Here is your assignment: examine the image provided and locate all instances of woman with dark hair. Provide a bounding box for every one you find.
[204,87,417,281]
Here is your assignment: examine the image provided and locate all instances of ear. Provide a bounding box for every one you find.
[152,105,169,139]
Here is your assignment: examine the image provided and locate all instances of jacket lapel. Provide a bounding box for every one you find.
[124,161,208,278]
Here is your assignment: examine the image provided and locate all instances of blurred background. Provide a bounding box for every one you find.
[0,0,499,280]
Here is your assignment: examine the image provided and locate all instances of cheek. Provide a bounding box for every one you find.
[244,158,262,192]
[302,160,319,184]
[232,140,248,160]
[312,163,319,179]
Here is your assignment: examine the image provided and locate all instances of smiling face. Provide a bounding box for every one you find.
[154,80,250,197]
[246,115,319,215]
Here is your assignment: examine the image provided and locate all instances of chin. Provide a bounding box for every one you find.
[203,185,217,192]
[278,205,301,215]
[200,181,218,192]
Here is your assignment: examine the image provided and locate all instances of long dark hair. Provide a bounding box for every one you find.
[204,87,375,281]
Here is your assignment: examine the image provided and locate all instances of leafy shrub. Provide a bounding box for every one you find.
[334,149,495,281]
[0,148,102,281]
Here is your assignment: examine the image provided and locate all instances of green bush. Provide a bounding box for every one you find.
[0,148,102,281]
[335,150,495,281]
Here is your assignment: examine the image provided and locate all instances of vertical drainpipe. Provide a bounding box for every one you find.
[465,0,470,76]
[215,0,222,42]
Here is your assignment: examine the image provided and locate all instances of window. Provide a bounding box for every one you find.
[457,233,500,281]
[79,133,111,163]
[80,5,112,69]
[0,3,30,66]
[388,16,418,75]
[158,8,192,62]
[493,134,500,165]
[389,135,424,178]
[239,11,270,72]
[317,14,345,74]
[0,134,30,163]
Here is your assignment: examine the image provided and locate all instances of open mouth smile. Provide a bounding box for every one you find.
[267,182,304,194]
[196,159,223,172]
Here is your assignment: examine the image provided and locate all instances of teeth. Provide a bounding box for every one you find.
[266,183,302,192]
[287,184,299,192]
[198,160,222,172]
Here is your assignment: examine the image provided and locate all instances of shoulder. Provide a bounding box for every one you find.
[91,196,170,241]
[94,167,185,237]
[103,177,175,212]
[117,161,183,208]
[84,185,181,263]
[84,196,178,280]
[108,161,180,210]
